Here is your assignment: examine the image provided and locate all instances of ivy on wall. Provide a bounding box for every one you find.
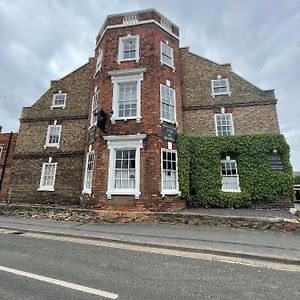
[177,133,294,208]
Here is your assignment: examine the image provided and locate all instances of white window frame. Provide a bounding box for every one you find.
[104,134,146,200]
[117,34,140,63]
[38,162,57,192]
[51,92,67,109]
[221,158,241,192]
[95,48,103,75]
[160,42,174,69]
[161,149,180,196]
[90,89,99,127]
[110,70,144,123]
[82,150,94,195]
[160,84,177,124]
[44,124,62,149]
[214,113,234,136]
[211,78,230,97]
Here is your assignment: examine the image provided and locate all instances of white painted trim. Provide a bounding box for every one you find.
[160,42,175,70]
[90,90,100,127]
[82,150,95,195]
[95,19,179,49]
[51,93,67,109]
[211,78,231,97]
[110,71,144,124]
[44,124,62,149]
[221,159,241,193]
[108,67,146,77]
[38,162,57,192]
[160,148,180,196]
[117,34,140,64]
[104,134,146,200]
[160,84,177,124]
[94,48,103,76]
[214,113,235,136]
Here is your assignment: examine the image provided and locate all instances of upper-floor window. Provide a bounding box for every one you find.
[161,149,179,195]
[215,113,234,136]
[110,69,144,123]
[118,35,140,63]
[221,158,240,192]
[160,84,176,124]
[95,48,103,74]
[160,42,174,69]
[45,124,62,149]
[211,76,230,97]
[52,92,67,109]
[90,89,99,127]
[38,162,57,191]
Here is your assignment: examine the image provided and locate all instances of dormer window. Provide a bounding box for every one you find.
[95,48,103,74]
[51,91,66,109]
[118,35,140,63]
[160,42,174,69]
[211,76,230,97]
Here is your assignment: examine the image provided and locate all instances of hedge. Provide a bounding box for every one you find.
[177,133,294,208]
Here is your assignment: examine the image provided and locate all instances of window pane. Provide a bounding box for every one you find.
[114,149,136,189]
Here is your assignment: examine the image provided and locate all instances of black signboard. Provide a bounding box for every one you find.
[161,122,177,143]
[269,153,284,172]
[88,127,96,145]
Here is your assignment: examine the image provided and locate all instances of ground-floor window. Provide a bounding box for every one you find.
[114,149,136,189]
[104,134,146,199]
[38,162,57,191]
[221,158,240,192]
[83,151,94,194]
[161,149,179,195]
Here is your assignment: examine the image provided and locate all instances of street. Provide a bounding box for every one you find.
[0,227,300,299]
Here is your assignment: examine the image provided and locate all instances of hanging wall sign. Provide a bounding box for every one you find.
[161,122,177,143]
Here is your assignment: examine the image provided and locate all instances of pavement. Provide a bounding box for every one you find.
[0,215,299,265]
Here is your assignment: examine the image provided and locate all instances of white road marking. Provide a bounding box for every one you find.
[0,229,21,234]
[23,232,300,273]
[0,265,118,299]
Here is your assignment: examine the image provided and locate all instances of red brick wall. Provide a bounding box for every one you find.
[0,132,17,202]
[86,20,185,210]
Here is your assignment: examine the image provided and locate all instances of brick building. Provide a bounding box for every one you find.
[7,9,287,210]
[0,127,17,202]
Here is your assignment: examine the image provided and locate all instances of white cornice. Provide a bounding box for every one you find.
[108,67,147,77]
[95,19,179,49]
[104,134,146,142]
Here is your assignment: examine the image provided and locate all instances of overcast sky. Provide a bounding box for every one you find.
[0,0,299,170]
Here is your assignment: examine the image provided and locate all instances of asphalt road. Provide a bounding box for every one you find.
[0,232,300,300]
